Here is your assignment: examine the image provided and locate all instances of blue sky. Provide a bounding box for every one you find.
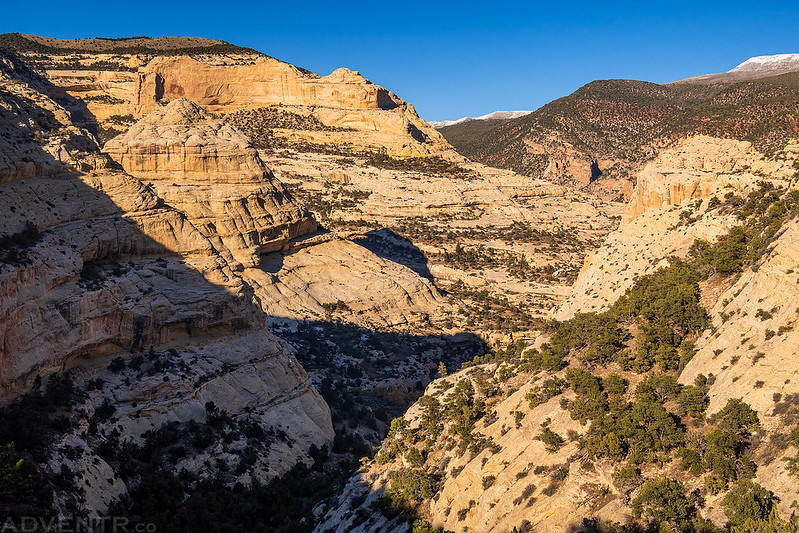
[3,1,798,121]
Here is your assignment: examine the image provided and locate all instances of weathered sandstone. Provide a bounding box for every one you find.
[0,60,334,514]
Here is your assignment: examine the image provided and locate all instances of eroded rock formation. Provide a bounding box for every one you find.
[0,53,333,514]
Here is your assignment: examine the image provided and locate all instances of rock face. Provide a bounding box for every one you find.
[103,98,316,267]
[130,56,445,155]
[135,56,403,114]
[102,98,447,332]
[557,135,798,320]
[104,98,271,180]
[317,370,627,533]
[7,36,626,341]
[247,235,446,329]
[261,147,622,339]
[551,135,799,516]
[10,35,446,157]
[0,54,333,513]
[623,136,796,224]
[0,56,98,182]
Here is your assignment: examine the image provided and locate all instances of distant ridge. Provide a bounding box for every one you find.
[0,32,262,56]
[428,110,532,129]
[674,53,799,84]
[437,61,799,200]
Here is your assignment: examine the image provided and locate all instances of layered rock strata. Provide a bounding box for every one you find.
[103,98,317,268]
[0,57,333,514]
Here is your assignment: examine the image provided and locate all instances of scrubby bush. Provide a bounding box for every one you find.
[406,447,425,467]
[386,469,436,505]
[540,427,565,452]
[631,477,696,531]
[676,385,709,418]
[722,481,789,532]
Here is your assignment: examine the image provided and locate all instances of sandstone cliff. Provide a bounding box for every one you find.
[101,97,449,333]
[557,135,799,321]
[103,98,317,268]
[0,53,333,515]
[4,34,447,158]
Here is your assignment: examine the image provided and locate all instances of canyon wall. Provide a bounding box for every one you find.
[0,55,334,512]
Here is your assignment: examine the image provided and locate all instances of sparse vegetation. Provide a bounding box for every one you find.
[0,222,40,265]
[441,73,799,194]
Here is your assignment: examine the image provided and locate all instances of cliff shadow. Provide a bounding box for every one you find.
[351,228,434,281]
[0,86,262,392]
[266,316,488,472]
[0,50,101,138]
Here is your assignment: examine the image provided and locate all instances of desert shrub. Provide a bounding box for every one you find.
[676,447,705,476]
[722,481,790,532]
[717,398,760,436]
[551,312,628,367]
[611,464,641,494]
[418,395,443,439]
[520,344,566,372]
[384,469,437,511]
[602,374,628,395]
[406,447,425,467]
[444,379,486,447]
[676,385,710,417]
[526,377,568,408]
[412,521,441,533]
[631,477,696,531]
[540,428,565,452]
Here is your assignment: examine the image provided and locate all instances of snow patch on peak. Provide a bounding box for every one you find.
[729,54,799,73]
[428,110,532,129]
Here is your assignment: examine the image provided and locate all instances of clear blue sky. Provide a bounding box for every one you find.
[3,1,798,121]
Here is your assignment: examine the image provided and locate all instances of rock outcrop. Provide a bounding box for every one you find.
[8,35,447,157]
[557,135,799,320]
[135,56,403,114]
[623,136,797,224]
[0,55,333,514]
[103,98,316,267]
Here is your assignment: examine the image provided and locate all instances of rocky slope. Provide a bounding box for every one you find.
[317,136,799,532]
[1,33,625,343]
[0,34,632,530]
[0,50,336,516]
[556,135,799,320]
[257,147,622,341]
[0,38,506,526]
[439,68,799,201]
[103,98,316,267]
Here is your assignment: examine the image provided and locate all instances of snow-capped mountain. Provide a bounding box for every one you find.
[673,53,799,84]
[428,110,532,129]
[728,53,799,75]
